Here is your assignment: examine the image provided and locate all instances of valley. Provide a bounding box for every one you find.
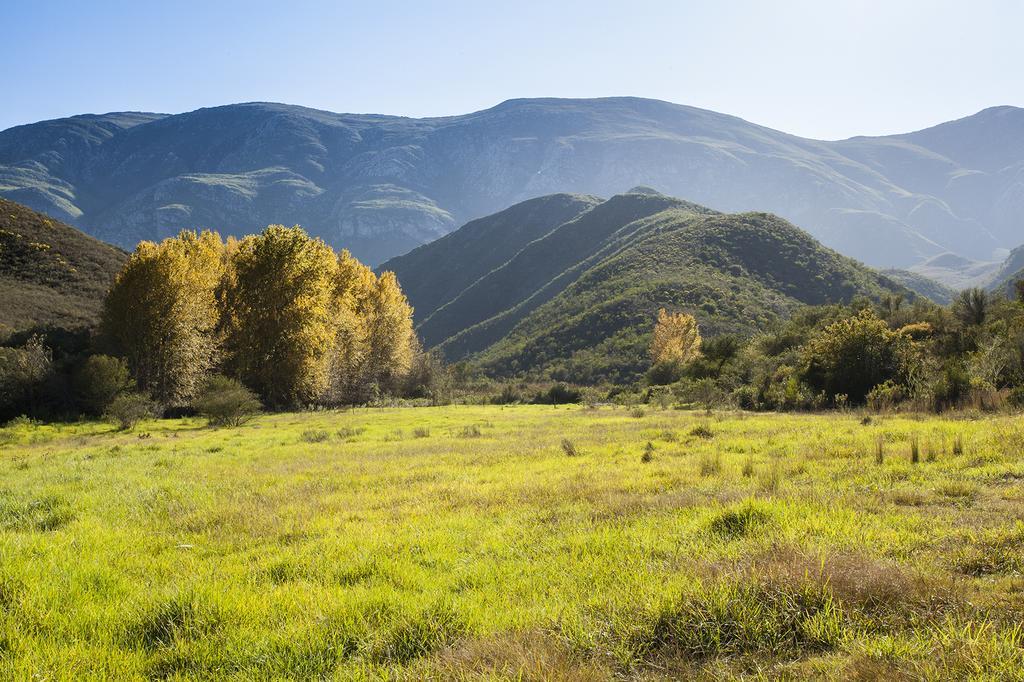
[5,5,1023,681]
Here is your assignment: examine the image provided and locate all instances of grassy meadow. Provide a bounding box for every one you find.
[1,405,1024,679]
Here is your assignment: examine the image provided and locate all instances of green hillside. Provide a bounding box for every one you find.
[393,192,909,383]
[0,198,126,334]
[413,193,716,350]
[381,193,600,317]
[987,244,1024,297]
[881,269,957,304]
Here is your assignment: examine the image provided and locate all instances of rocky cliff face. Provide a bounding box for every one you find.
[1,98,1021,268]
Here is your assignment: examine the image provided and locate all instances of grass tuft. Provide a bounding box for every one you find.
[690,424,714,439]
[300,429,330,443]
[127,592,222,650]
[953,434,965,456]
[373,602,468,664]
[709,502,772,538]
[458,425,483,438]
[0,494,74,532]
[699,452,722,477]
[641,441,655,463]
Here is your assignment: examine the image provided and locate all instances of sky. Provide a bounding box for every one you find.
[3,0,1022,139]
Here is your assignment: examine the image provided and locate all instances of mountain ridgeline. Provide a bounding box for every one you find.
[2,98,1022,271]
[989,245,1024,297]
[383,191,910,382]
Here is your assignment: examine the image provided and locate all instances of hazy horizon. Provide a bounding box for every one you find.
[4,96,1019,143]
[4,0,1022,139]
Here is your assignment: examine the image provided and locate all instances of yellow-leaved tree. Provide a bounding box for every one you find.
[104,224,420,408]
[650,308,702,370]
[362,271,415,393]
[222,226,338,407]
[329,249,377,403]
[102,230,225,405]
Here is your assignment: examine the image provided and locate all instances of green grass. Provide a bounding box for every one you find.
[1,406,1024,679]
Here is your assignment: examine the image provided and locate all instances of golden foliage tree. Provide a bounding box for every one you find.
[362,271,416,392]
[650,308,702,368]
[104,225,419,408]
[102,230,225,405]
[328,250,376,402]
[222,225,338,407]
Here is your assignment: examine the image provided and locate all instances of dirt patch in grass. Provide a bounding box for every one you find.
[425,630,612,681]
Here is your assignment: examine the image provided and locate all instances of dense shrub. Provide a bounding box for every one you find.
[74,355,132,416]
[532,384,582,405]
[647,360,685,386]
[732,385,760,411]
[193,376,261,427]
[674,377,726,409]
[926,362,972,412]
[954,288,989,328]
[801,310,918,405]
[402,350,453,405]
[490,384,522,405]
[866,380,907,412]
[105,392,157,430]
[0,336,52,420]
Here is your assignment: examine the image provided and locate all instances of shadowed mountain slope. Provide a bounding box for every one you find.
[388,192,909,382]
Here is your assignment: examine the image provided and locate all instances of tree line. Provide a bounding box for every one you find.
[0,226,450,424]
[646,282,1024,412]
[2,231,1022,421]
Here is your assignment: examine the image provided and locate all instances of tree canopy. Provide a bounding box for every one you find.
[101,226,419,409]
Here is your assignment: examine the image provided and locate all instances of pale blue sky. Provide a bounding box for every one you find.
[3,0,1021,139]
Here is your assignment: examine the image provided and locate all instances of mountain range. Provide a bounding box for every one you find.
[1,98,1021,271]
[384,190,910,382]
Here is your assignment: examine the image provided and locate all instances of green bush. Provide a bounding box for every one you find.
[193,375,261,427]
[647,360,684,386]
[0,336,52,420]
[402,351,453,405]
[732,385,760,411]
[74,355,132,416]
[490,384,522,405]
[532,383,581,405]
[928,363,972,412]
[801,310,918,405]
[105,392,157,430]
[866,380,907,412]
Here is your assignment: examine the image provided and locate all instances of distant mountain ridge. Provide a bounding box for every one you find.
[988,245,1024,296]
[384,191,910,382]
[2,98,1022,268]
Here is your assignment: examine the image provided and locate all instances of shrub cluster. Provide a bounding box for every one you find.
[642,288,1024,413]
